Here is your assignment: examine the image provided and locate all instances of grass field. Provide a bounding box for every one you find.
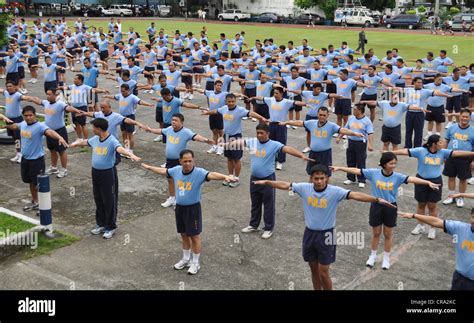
[62,18,474,67]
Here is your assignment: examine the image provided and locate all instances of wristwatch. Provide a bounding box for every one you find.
[375,197,380,204]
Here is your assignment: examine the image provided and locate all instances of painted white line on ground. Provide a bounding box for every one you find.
[0,207,40,225]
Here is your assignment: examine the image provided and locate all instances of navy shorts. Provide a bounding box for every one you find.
[99,50,109,61]
[181,74,192,86]
[461,93,469,108]
[166,158,180,169]
[302,227,336,265]
[72,106,87,126]
[224,133,243,160]
[381,124,401,145]
[120,114,135,133]
[255,103,269,119]
[446,96,461,112]
[289,95,302,112]
[244,88,257,103]
[326,83,337,94]
[6,72,19,84]
[443,157,472,180]
[144,66,155,79]
[161,123,171,143]
[57,61,66,74]
[28,57,39,68]
[360,93,377,107]
[414,175,442,203]
[334,98,352,116]
[21,156,45,185]
[6,116,23,139]
[46,126,68,153]
[306,149,332,175]
[205,81,214,91]
[305,114,318,122]
[209,114,223,130]
[155,105,163,123]
[369,202,397,227]
[18,66,25,79]
[175,202,202,236]
[451,270,474,290]
[425,105,445,123]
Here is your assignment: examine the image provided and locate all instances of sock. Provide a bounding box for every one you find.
[383,252,390,259]
[448,190,455,198]
[371,250,377,257]
[182,249,191,261]
[192,252,200,264]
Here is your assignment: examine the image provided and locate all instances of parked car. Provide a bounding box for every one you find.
[292,13,322,24]
[344,10,379,27]
[100,5,133,17]
[452,13,474,31]
[254,13,281,23]
[157,5,171,17]
[384,14,423,29]
[217,9,251,22]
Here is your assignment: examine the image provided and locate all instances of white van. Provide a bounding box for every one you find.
[335,8,379,27]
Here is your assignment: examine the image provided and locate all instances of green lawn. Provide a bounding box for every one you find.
[0,212,80,259]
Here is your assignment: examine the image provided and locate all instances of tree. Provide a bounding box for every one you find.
[361,0,396,11]
[295,0,338,20]
[0,14,9,48]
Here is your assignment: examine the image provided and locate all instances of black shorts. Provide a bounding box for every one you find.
[425,105,445,123]
[414,175,442,203]
[470,87,474,98]
[44,80,58,93]
[306,149,332,175]
[72,106,87,126]
[446,96,461,112]
[205,81,214,91]
[0,56,5,67]
[27,57,38,68]
[161,123,171,143]
[255,103,269,119]
[57,61,66,74]
[443,157,472,180]
[289,95,302,112]
[302,227,336,265]
[230,52,240,59]
[100,50,109,61]
[192,65,204,74]
[175,202,202,236]
[209,114,223,130]
[120,114,135,133]
[244,88,257,102]
[360,93,377,105]
[166,158,180,169]
[181,74,192,86]
[451,271,474,291]
[18,66,25,79]
[423,78,434,85]
[334,98,352,116]
[67,47,76,56]
[461,93,469,108]
[224,133,243,160]
[381,124,401,145]
[326,83,337,94]
[155,105,163,123]
[6,116,23,139]
[369,202,397,227]
[46,126,68,153]
[300,72,310,80]
[305,114,318,122]
[144,66,155,79]
[6,72,19,84]
[21,156,45,185]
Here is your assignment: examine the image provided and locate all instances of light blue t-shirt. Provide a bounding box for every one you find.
[292,183,350,230]
[307,68,327,82]
[19,121,49,160]
[442,76,470,97]
[377,101,410,128]
[361,168,408,203]
[93,111,125,139]
[114,93,140,116]
[408,147,452,179]
[344,115,373,141]
[162,126,196,160]
[211,74,233,91]
[333,78,357,98]
[304,120,340,152]
[435,57,453,74]
[162,97,184,124]
[361,74,383,96]
[217,105,249,136]
[3,90,22,118]
[445,124,474,152]
[68,84,92,108]
[245,138,284,178]
[42,63,58,82]
[88,135,121,170]
[255,81,273,104]
[264,97,294,122]
[404,88,434,110]
[444,220,474,280]
[242,69,261,89]
[81,67,99,88]
[204,90,228,111]
[42,100,67,130]
[424,83,451,107]
[302,91,329,117]
[167,166,209,206]
[284,76,306,98]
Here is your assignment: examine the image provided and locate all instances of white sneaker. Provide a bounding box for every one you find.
[276,162,283,170]
[182,92,189,99]
[187,262,200,275]
[57,169,68,178]
[343,180,355,185]
[27,78,33,83]
[366,254,376,268]
[251,118,257,122]
[286,124,290,129]
[241,225,259,233]
[207,145,217,154]
[188,94,194,100]
[411,223,426,235]
[174,258,191,270]
[332,133,338,138]
[160,162,167,168]
[10,154,19,163]
[302,147,311,153]
[153,135,163,142]
[261,230,273,239]
[16,154,21,163]
[45,166,59,175]
[291,125,297,130]
[445,121,453,129]
[143,90,150,94]
[242,116,249,120]
[456,197,464,208]
[149,90,154,94]
[229,178,240,188]
[222,178,230,186]
[161,196,176,208]
[90,225,105,235]
[468,177,474,185]
[102,229,116,239]
[428,228,436,240]
[216,146,224,155]
[358,182,365,188]
[382,256,391,270]
[31,78,38,84]
[442,197,454,205]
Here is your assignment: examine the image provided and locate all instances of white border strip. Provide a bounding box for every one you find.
[0,207,40,225]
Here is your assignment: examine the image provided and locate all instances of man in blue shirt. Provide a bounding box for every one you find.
[31,55,65,93]
[142,149,233,275]
[253,164,393,290]
[423,74,455,137]
[443,68,472,129]
[70,118,140,239]
[7,106,68,211]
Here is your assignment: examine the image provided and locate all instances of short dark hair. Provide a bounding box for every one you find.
[75,74,84,82]
[172,113,184,122]
[22,105,36,115]
[256,123,269,132]
[91,118,108,131]
[379,152,397,168]
[180,149,194,159]
[312,82,322,90]
[225,93,236,101]
[309,164,330,176]
[354,103,365,113]
[160,87,171,96]
[120,83,130,91]
[460,108,472,116]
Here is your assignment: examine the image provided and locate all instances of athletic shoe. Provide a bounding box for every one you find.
[222,179,230,186]
[148,90,154,94]
[242,116,249,120]
[343,180,355,185]
[366,254,376,268]
[229,178,240,188]
[332,133,338,138]
[358,182,365,188]
[161,196,176,208]
[143,90,150,94]
[187,262,201,275]
[27,78,33,83]
[442,197,454,205]
[57,169,68,178]
[286,124,290,129]
[153,135,163,142]
[0,74,5,79]
[251,118,257,122]
[411,224,426,235]
[30,78,38,84]
[207,145,217,154]
[241,226,259,233]
[445,121,452,129]
[456,197,464,208]
[291,125,297,130]
[276,162,283,170]
[302,147,311,153]
[188,94,194,100]
[23,202,39,212]
[160,162,166,168]
[90,225,105,235]
[216,146,224,155]
[10,154,19,163]
[468,177,474,185]
[427,228,436,240]
[16,154,21,163]
[174,259,191,270]
[102,229,116,239]
[45,166,59,175]
[381,257,391,270]
[261,230,273,239]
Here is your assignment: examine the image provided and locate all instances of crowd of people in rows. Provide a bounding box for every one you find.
[0,16,473,289]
